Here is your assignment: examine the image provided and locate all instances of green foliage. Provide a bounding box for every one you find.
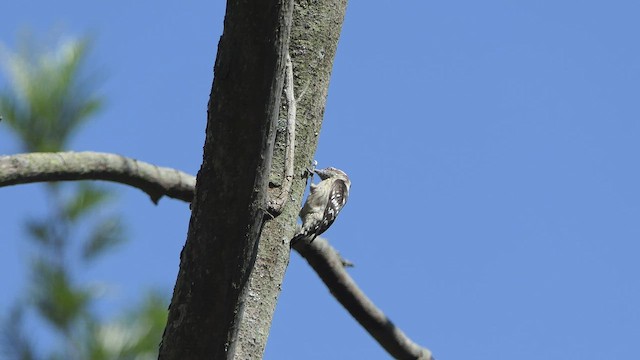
[65,183,113,222]
[0,35,102,152]
[82,215,126,262]
[31,260,92,333]
[84,293,168,360]
[0,35,167,360]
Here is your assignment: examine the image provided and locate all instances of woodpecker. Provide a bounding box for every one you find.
[292,167,351,244]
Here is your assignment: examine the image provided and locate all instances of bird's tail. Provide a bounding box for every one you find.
[290,233,305,247]
[290,231,318,247]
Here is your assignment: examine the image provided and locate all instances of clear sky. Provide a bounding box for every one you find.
[2,1,640,359]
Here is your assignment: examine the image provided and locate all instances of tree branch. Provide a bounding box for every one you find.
[293,238,434,360]
[0,152,194,203]
[0,150,434,359]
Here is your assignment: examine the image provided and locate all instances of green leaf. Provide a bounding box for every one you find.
[31,260,92,333]
[25,218,52,245]
[87,292,168,360]
[125,293,168,357]
[64,183,112,222]
[82,216,125,261]
[0,35,104,152]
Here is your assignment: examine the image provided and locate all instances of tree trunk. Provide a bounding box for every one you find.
[158,1,293,359]
[234,1,349,358]
[159,0,348,358]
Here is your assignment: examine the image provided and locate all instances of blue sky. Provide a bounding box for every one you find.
[2,1,640,359]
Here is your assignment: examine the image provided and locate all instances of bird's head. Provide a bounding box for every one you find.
[314,167,348,180]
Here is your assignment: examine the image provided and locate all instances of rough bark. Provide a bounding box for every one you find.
[158,1,293,359]
[233,1,350,358]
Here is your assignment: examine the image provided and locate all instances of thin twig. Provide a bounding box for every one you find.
[292,237,434,360]
[268,52,297,216]
[0,152,195,204]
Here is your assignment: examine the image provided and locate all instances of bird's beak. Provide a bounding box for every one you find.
[314,168,328,179]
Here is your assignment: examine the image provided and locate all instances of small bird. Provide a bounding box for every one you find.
[292,167,351,245]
